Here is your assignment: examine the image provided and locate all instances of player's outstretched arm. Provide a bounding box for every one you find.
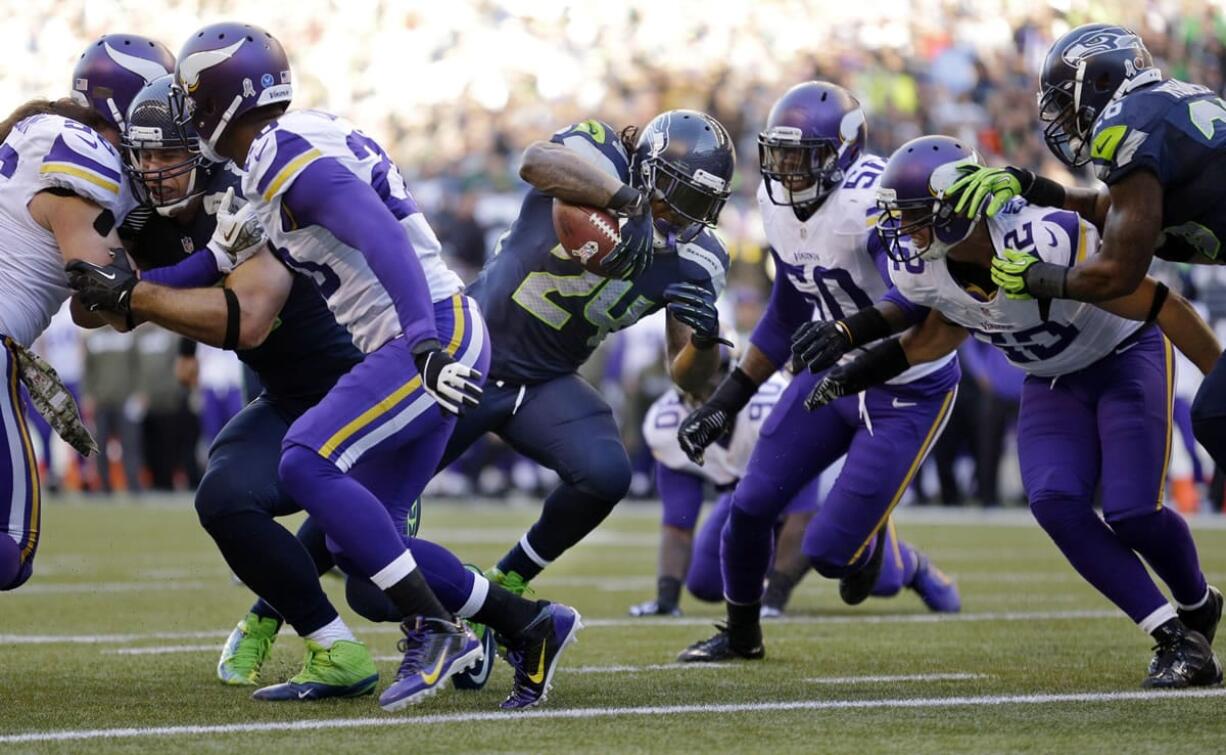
[1098,277,1222,375]
[991,171,1164,303]
[127,249,292,349]
[519,141,627,208]
[664,282,727,394]
[804,310,966,411]
[946,164,1109,228]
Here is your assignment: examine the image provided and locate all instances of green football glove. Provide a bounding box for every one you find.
[990,249,1039,300]
[946,165,1031,220]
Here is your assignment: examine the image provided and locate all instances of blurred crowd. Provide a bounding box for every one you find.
[8,0,1226,509]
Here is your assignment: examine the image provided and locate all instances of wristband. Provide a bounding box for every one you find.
[223,287,241,351]
[1145,282,1170,325]
[707,367,758,414]
[838,338,911,394]
[1024,262,1069,299]
[838,306,892,348]
[1024,174,1067,209]
[609,184,645,215]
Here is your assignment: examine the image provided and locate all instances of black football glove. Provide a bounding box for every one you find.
[790,320,851,373]
[664,282,733,349]
[677,368,757,465]
[412,341,484,417]
[601,190,653,280]
[65,251,138,314]
[804,368,851,411]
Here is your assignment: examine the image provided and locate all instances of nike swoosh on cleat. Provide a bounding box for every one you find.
[297,689,314,699]
[528,639,548,685]
[419,651,449,685]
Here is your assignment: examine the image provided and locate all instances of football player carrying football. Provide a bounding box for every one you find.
[437,111,735,593]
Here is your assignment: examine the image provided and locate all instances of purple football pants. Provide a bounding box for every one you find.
[279,295,491,610]
[1019,327,1206,626]
[721,366,956,605]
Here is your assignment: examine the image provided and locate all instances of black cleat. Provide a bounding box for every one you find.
[1143,620,1223,689]
[677,624,764,663]
[1178,586,1223,646]
[839,528,886,606]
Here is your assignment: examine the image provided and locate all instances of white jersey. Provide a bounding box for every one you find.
[643,372,790,486]
[889,200,1141,377]
[0,114,125,346]
[758,154,954,384]
[244,110,463,353]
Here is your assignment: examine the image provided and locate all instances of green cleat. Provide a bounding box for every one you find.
[251,639,379,701]
[217,613,280,686]
[485,567,534,598]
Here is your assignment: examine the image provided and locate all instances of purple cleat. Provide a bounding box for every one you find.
[378,617,483,712]
[501,602,583,710]
[910,553,961,613]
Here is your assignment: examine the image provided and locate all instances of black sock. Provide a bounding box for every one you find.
[498,484,619,580]
[471,585,542,637]
[657,576,682,609]
[383,568,452,621]
[727,600,761,630]
[203,511,337,635]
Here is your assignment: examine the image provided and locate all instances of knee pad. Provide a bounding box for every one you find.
[685,569,723,603]
[571,444,632,503]
[0,536,23,590]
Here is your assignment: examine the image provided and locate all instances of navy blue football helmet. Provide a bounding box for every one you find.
[122,74,212,215]
[1038,23,1158,167]
[632,110,735,242]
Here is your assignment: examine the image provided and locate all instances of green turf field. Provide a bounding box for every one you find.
[3,497,1226,753]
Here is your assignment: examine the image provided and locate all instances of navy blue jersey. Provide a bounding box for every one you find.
[1090,78,1226,262]
[469,120,730,383]
[130,161,361,409]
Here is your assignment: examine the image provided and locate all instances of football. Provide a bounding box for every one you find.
[551,199,621,273]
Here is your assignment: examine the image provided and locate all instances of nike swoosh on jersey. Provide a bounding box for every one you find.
[419,651,448,685]
[1115,341,1140,355]
[527,639,548,684]
[892,398,917,408]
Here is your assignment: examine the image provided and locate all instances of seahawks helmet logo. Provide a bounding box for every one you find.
[1062,28,1141,65]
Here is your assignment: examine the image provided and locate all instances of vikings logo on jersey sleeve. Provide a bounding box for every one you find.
[8,115,124,208]
[0,115,127,345]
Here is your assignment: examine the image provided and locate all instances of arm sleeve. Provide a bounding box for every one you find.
[282,157,439,349]
[749,249,813,367]
[140,249,222,288]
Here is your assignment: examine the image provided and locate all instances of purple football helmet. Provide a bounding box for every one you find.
[172,22,293,163]
[876,136,982,263]
[70,34,175,132]
[758,81,866,208]
[1038,23,1157,167]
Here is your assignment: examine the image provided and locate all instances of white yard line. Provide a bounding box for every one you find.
[105,644,220,656]
[4,688,1225,744]
[14,580,210,595]
[803,672,988,684]
[7,609,1123,647]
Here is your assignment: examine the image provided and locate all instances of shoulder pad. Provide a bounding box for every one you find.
[676,230,729,296]
[26,115,124,207]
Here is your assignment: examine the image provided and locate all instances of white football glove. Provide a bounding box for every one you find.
[207,187,266,273]
[414,348,484,416]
